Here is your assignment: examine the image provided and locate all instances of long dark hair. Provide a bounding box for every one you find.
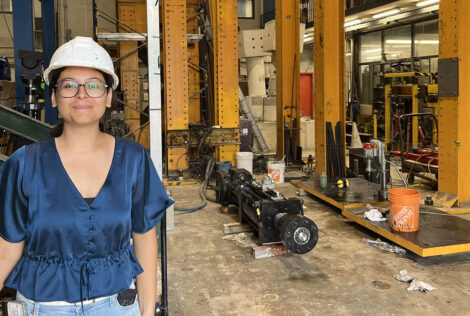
[48,68,114,137]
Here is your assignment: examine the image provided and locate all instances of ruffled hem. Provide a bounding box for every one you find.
[5,245,143,303]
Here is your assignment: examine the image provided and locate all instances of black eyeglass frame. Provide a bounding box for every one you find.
[55,79,109,98]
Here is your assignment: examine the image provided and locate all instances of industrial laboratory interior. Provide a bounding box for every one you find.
[1,0,470,315]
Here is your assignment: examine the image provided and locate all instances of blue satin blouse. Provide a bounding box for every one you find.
[0,137,173,302]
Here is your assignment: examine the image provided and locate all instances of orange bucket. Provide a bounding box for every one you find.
[388,188,420,232]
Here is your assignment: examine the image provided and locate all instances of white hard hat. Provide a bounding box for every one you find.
[44,36,119,89]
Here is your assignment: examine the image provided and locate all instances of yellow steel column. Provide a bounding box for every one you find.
[275,0,300,160]
[212,0,239,164]
[314,0,345,173]
[373,114,377,140]
[385,83,391,150]
[187,0,200,123]
[438,0,470,205]
[162,0,189,170]
[412,84,419,147]
[118,2,142,146]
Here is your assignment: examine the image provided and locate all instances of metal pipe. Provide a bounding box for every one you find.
[386,159,408,189]
[160,213,168,316]
[371,139,387,200]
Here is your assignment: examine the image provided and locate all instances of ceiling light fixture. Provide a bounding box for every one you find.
[364,48,382,53]
[344,19,362,27]
[416,40,439,44]
[372,8,400,19]
[386,40,412,44]
[416,0,439,7]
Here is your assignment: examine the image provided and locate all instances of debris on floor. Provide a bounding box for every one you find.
[222,232,258,248]
[394,270,436,293]
[394,269,414,282]
[364,208,387,222]
[407,279,436,292]
[362,238,406,255]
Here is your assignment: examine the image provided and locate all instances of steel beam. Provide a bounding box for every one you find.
[314,0,345,174]
[40,0,57,125]
[438,0,470,205]
[187,0,200,124]
[275,0,300,161]
[0,104,51,142]
[162,0,189,171]
[118,1,151,149]
[12,0,34,104]
[412,84,418,148]
[212,0,239,164]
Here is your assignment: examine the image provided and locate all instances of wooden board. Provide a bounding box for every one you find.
[223,223,253,234]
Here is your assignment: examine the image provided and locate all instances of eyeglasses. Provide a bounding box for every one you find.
[56,79,108,98]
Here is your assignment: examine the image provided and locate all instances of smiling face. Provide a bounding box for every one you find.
[51,66,112,128]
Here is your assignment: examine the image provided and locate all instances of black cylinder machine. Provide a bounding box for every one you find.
[215,168,319,254]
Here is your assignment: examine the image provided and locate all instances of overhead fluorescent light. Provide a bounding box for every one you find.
[386,40,412,44]
[417,0,439,7]
[344,19,362,27]
[367,55,382,60]
[346,53,352,56]
[385,40,439,44]
[416,40,439,44]
[364,48,382,53]
[372,8,400,19]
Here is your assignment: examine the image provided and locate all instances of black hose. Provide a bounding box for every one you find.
[174,155,215,212]
[174,185,207,212]
[203,156,217,203]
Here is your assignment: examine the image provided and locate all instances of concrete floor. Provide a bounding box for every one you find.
[167,177,470,316]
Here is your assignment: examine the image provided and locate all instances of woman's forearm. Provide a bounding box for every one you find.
[0,238,24,288]
[132,227,158,316]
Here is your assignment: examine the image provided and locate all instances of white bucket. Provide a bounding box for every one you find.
[267,161,285,183]
[236,152,253,174]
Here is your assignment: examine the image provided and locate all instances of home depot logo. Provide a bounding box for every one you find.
[393,206,416,229]
[269,168,280,182]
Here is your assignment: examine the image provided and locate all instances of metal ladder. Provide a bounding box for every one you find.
[238,87,269,153]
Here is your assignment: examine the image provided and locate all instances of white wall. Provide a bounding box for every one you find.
[56,0,116,45]
[300,44,313,73]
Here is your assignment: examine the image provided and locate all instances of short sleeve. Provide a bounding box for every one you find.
[0,147,28,242]
[131,147,174,233]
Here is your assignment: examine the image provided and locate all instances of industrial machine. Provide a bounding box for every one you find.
[396,113,439,185]
[215,168,319,254]
[383,72,438,151]
[15,50,44,120]
[349,140,395,201]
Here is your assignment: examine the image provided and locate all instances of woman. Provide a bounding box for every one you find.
[0,36,173,315]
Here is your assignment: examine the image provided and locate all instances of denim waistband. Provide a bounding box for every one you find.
[17,291,111,306]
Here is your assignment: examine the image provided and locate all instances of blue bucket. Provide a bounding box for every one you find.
[217,161,232,172]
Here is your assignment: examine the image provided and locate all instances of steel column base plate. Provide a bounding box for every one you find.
[291,173,388,211]
[343,205,470,257]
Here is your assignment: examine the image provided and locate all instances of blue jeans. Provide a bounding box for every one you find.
[16,292,141,316]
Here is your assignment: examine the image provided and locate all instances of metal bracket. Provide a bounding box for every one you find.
[438,58,459,97]
[167,128,240,147]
